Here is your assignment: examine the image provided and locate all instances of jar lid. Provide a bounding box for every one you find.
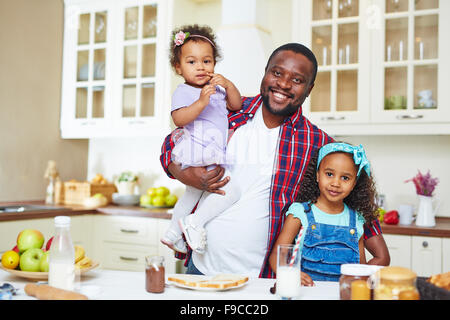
[54,215,71,226]
[378,266,416,281]
[341,264,381,276]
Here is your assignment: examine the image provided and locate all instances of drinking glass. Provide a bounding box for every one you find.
[276,244,301,300]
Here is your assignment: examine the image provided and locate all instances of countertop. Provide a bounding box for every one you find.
[0,268,339,300]
[1,200,450,238]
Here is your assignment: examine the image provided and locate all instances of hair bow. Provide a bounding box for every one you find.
[317,143,371,177]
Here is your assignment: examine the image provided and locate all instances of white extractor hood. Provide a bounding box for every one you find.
[214,0,273,96]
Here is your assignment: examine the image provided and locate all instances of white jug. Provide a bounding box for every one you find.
[415,195,439,227]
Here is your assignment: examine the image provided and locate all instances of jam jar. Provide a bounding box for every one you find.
[145,255,165,293]
[373,266,419,300]
[339,264,381,300]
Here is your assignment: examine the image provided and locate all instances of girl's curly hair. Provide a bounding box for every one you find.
[169,24,222,72]
[296,147,379,224]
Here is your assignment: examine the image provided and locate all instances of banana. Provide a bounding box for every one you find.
[74,245,85,263]
[75,256,92,269]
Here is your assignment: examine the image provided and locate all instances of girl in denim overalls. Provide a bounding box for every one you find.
[269,142,381,285]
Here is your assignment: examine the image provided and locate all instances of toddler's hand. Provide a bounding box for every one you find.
[207,72,230,89]
[199,84,216,104]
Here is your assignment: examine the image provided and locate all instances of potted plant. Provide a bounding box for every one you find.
[115,171,139,195]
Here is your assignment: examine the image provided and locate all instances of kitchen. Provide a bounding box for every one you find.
[1,0,449,301]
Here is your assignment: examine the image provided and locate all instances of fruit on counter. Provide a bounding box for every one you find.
[39,251,50,272]
[83,193,108,208]
[91,173,109,184]
[75,256,93,270]
[165,194,178,207]
[12,245,19,253]
[376,208,386,223]
[383,210,399,225]
[151,195,166,207]
[140,194,153,206]
[19,248,44,272]
[74,245,85,263]
[155,186,170,197]
[1,250,20,270]
[146,187,157,197]
[45,237,54,251]
[17,229,45,253]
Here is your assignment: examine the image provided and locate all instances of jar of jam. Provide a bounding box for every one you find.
[145,255,165,293]
[339,264,380,300]
[373,266,419,300]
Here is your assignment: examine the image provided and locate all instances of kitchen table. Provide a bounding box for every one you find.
[0,268,339,300]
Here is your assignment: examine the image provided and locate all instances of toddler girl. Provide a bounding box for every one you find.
[269,142,381,284]
[160,25,242,254]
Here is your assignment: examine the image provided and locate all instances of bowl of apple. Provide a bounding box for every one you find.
[140,186,178,208]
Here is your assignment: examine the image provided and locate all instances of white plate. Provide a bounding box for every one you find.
[168,279,248,292]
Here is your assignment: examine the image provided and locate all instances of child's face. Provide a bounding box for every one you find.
[175,40,215,88]
[316,152,358,207]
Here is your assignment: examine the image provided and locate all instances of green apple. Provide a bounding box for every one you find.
[140,194,153,206]
[155,186,170,197]
[39,251,50,272]
[146,187,157,197]
[93,193,105,199]
[151,195,166,207]
[17,229,44,253]
[165,194,178,207]
[20,248,44,272]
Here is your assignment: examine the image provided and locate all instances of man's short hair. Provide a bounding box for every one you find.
[265,43,318,84]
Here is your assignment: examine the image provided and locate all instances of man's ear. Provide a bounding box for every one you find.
[307,82,315,97]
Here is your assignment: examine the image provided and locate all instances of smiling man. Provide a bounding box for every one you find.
[160,43,388,278]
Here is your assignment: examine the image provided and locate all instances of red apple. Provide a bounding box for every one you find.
[16,229,44,253]
[12,245,19,253]
[45,236,54,251]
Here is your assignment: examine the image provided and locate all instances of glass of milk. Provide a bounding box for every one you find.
[276,244,301,300]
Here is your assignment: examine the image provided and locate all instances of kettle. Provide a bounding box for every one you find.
[415,195,440,227]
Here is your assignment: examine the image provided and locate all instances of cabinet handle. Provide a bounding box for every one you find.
[127,120,146,125]
[422,241,428,248]
[396,115,423,120]
[321,116,346,121]
[119,256,138,261]
[120,228,139,234]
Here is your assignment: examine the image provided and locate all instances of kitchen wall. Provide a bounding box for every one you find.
[0,0,89,201]
[87,0,450,217]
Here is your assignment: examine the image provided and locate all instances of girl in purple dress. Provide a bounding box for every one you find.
[161,25,242,254]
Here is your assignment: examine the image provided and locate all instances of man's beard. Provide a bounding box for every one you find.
[261,91,301,117]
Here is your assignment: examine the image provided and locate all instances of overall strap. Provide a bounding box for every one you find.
[301,202,316,225]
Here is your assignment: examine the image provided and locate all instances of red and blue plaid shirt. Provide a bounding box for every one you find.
[160,95,382,278]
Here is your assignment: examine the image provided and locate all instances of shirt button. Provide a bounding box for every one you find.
[249,114,253,118]
[231,122,236,126]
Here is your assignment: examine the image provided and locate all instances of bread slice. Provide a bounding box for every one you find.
[168,274,248,289]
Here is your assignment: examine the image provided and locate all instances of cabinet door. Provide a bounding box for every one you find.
[443,238,450,273]
[61,2,114,138]
[383,234,411,268]
[295,0,371,125]
[411,236,442,277]
[371,0,450,124]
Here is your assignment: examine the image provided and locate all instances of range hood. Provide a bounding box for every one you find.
[215,0,273,96]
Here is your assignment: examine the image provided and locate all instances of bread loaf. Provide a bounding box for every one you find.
[24,284,88,300]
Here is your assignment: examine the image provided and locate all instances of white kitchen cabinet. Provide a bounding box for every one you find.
[61,0,173,138]
[383,233,446,276]
[91,215,177,273]
[293,0,450,135]
[411,236,442,277]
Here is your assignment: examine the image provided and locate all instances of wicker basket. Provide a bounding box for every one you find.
[417,277,450,300]
[63,181,117,205]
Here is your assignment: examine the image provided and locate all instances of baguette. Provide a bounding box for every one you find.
[24,284,88,300]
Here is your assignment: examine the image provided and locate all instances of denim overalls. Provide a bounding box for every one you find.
[300,202,360,282]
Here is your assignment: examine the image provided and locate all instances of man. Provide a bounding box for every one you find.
[160,43,389,278]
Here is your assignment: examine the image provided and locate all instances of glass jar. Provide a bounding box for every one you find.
[373,266,419,300]
[339,264,380,300]
[145,255,165,293]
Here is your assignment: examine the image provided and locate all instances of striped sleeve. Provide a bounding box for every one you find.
[363,218,383,240]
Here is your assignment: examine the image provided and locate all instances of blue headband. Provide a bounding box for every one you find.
[317,143,371,177]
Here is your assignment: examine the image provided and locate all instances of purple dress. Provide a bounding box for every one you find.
[171,84,229,169]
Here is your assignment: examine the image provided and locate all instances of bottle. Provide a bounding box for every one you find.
[49,216,75,291]
[44,160,59,205]
[145,255,165,293]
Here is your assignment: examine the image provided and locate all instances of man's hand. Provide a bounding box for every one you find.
[168,162,230,195]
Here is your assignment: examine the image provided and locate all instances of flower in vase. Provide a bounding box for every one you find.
[405,170,439,197]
